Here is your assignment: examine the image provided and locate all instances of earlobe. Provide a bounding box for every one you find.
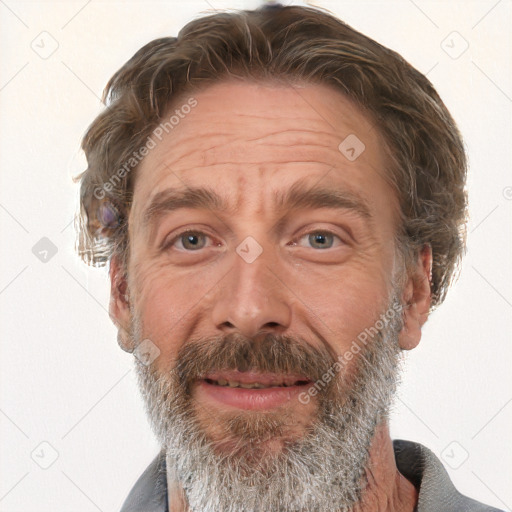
[109,256,135,353]
[116,329,134,353]
[398,244,432,350]
[399,302,422,350]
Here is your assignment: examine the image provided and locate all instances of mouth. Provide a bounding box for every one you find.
[195,371,313,410]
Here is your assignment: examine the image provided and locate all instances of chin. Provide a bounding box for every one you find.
[198,407,313,460]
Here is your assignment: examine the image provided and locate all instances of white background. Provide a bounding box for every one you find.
[0,1,511,511]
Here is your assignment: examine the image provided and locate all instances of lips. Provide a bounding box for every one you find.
[205,379,299,389]
[196,371,313,410]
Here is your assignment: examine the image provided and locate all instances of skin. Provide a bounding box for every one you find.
[109,80,432,511]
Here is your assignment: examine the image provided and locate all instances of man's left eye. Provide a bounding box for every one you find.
[296,231,344,249]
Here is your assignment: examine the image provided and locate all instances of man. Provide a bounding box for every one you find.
[75,3,502,511]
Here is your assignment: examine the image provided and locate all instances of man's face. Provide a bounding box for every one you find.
[118,80,408,509]
[127,78,401,442]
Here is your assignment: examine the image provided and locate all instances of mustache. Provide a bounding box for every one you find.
[173,332,339,391]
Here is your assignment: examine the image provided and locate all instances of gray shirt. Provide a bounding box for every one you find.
[120,439,503,511]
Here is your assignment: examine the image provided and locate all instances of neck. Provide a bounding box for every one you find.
[166,420,418,512]
[354,421,418,512]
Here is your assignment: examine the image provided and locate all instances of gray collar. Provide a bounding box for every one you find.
[119,449,168,512]
[120,439,502,511]
[393,440,501,511]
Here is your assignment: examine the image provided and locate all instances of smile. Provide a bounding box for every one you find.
[196,371,313,410]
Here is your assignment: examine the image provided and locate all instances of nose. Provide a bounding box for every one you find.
[211,247,292,338]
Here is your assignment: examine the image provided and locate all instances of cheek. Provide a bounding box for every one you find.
[130,261,218,361]
[297,256,393,350]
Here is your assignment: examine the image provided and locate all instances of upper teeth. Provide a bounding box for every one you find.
[213,379,292,389]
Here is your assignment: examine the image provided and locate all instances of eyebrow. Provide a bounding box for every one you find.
[142,187,229,229]
[141,181,372,233]
[275,181,372,220]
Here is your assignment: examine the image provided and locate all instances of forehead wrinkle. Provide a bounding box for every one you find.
[152,137,341,173]
[150,160,336,175]
[149,143,355,177]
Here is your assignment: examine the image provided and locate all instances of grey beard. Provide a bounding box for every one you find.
[133,296,404,512]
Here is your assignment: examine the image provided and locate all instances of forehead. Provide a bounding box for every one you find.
[129,79,396,228]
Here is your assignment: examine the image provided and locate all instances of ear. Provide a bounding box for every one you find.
[398,244,432,350]
[109,255,135,353]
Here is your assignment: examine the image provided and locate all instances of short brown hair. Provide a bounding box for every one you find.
[75,3,467,309]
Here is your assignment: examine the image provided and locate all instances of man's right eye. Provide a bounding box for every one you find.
[163,230,214,251]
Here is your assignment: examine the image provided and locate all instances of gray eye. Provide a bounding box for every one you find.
[308,232,335,249]
[180,233,207,250]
